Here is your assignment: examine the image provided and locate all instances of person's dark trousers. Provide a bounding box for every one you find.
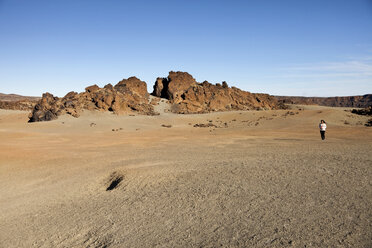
[320,131,325,140]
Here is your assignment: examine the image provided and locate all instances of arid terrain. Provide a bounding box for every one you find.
[0,103,371,247]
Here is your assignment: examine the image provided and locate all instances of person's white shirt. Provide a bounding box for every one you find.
[319,123,327,131]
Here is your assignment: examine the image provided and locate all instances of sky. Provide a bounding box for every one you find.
[0,0,371,97]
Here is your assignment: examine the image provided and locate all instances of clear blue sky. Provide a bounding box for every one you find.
[0,0,371,97]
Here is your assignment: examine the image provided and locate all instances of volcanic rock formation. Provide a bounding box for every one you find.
[152,71,281,114]
[29,77,156,122]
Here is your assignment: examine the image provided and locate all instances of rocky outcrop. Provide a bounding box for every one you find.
[351,106,372,127]
[152,71,197,101]
[152,71,281,114]
[275,95,372,108]
[351,106,372,116]
[29,77,157,122]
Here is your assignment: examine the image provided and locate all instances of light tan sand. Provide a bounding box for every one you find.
[0,105,371,247]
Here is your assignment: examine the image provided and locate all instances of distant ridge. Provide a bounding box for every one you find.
[0,93,40,111]
[275,94,372,108]
[0,93,40,102]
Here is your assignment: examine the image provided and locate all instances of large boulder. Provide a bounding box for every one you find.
[114,77,149,99]
[152,71,197,102]
[28,93,60,122]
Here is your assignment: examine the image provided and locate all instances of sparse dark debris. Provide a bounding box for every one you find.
[365,118,372,127]
[161,124,172,128]
[111,127,123,131]
[106,173,124,191]
[351,106,372,116]
[193,123,217,128]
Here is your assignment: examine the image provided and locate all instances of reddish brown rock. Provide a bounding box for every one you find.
[152,71,197,102]
[29,77,156,122]
[28,93,60,122]
[153,71,281,114]
[85,85,100,93]
[114,77,149,98]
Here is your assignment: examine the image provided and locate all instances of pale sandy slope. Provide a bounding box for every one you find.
[0,105,371,247]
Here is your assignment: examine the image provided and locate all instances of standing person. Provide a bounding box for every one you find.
[319,120,327,140]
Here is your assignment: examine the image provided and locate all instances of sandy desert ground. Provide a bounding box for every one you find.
[0,103,371,247]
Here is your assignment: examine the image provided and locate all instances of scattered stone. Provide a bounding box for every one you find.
[193,123,217,128]
[283,111,296,117]
[351,106,372,116]
[365,119,372,127]
[90,122,96,127]
[161,124,172,128]
[150,97,160,105]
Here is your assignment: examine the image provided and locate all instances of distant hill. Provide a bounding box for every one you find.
[0,93,40,111]
[275,94,372,108]
[0,93,40,102]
